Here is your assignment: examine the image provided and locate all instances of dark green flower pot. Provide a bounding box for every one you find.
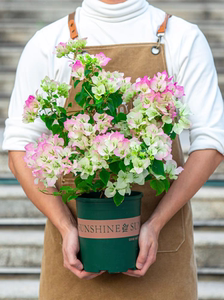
[76,191,142,274]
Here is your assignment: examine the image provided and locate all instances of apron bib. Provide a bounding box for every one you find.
[39,12,198,300]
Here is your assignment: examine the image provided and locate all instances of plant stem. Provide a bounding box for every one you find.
[84,86,94,100]
[100,190,104,198]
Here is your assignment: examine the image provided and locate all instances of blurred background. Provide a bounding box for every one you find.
[0,0,224,299]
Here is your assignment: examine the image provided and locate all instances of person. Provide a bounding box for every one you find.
[2,0,224,299]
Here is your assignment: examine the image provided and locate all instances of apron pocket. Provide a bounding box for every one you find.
[157,207,185,253]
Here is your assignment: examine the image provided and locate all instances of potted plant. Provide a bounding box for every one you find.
[22,37,191,273]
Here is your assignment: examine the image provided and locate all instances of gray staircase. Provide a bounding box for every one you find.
[0,0,224,299]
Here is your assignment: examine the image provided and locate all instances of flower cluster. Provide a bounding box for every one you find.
[23,37,191,205]
[22,76,71,123]
[55,38,87,58]
[23,95,41,123]
[24,134,75,187]
[91,70,125,100]
[124,71,191,134]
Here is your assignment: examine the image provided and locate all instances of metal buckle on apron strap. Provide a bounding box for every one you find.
[151,33,164,55]
[151,13,172,56]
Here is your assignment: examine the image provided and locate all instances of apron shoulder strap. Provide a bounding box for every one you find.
[68,11,171,40]
[157,13,172,36]
[68,11,78,39]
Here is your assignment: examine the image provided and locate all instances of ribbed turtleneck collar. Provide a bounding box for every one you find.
[81,0,149,22]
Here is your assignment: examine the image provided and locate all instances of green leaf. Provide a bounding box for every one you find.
[150,180,165,196]
[75,92,83,107]
[109,161,120,174]
[45,117,55,130]
[117,112,127,121]
[92,180,104,192]
[108,100,116,116]
[145,174,153,182]
[119,160,126,172]
[77,181,91,191]
[84,70,91,77]
[114,192,124,206]
[170,131,176,140]
[40,115,46,122]
[86,175,94,185]
[163,123,176,140]
[99,168,110,185]
[74,80,80,88]
[75,176,82,186]
[51,124,62,135]
[60,186,75,192]
[151,159,165,176]
[89,116,94,124]
[62,193,70,204]
[68,102,72,108]
[68,194,78,201]
[162,179,170,192]
[110,93,122,108]
[53,191,61,196]
[163,123,173,136]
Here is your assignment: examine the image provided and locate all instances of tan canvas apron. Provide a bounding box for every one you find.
[39,12,198,300]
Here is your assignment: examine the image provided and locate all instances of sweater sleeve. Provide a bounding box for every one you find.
[176,24,224,155]
[2,31,50,151]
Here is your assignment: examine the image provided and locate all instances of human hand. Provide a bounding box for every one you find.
[122,221,159,277]
[62,226,105,279]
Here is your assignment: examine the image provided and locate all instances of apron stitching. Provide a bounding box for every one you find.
[157,207,186,253]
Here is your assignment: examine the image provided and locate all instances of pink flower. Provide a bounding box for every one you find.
[95,52,111,66]
[140,91,155,108]
[94,121,109,134]
[70,60,85,80]
[114,139,130,158]
[93,112,113,123]
[174,83,185,99]
[135,76,151,93]
[55,42,69,58]
[23,95,40,123]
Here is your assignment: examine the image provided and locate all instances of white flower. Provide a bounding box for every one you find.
[131,157,150,174]
[132,173,145,185]
[145,106,160,121]
[117,170,133,184]
[164,160,184,180]
[92,84,106,97]
[116,180,128,196]
[105,181,117,198]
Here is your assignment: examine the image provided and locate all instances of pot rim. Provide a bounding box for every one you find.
[76,190,143,203]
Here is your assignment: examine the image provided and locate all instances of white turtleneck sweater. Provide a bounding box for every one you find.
[2,0,224,155]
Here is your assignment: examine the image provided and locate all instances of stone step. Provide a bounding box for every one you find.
[0,44,223,75]
[0,185,44,219]
[0,98,9,121]
[0,2,224,23]
[1,184,224,220]
[0,226,223,268]
[0,228,44,268]
[0,219,46,226]
[0,276,223,300]
[1,266,224,276]
[1,146,223,179]
[1,70,224,103]
[195,231,224,268]
[1,20,224,48]
[0,276,39,300]
[1,218,224,228]
[198,281,224,300]
[191,187,224,221]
